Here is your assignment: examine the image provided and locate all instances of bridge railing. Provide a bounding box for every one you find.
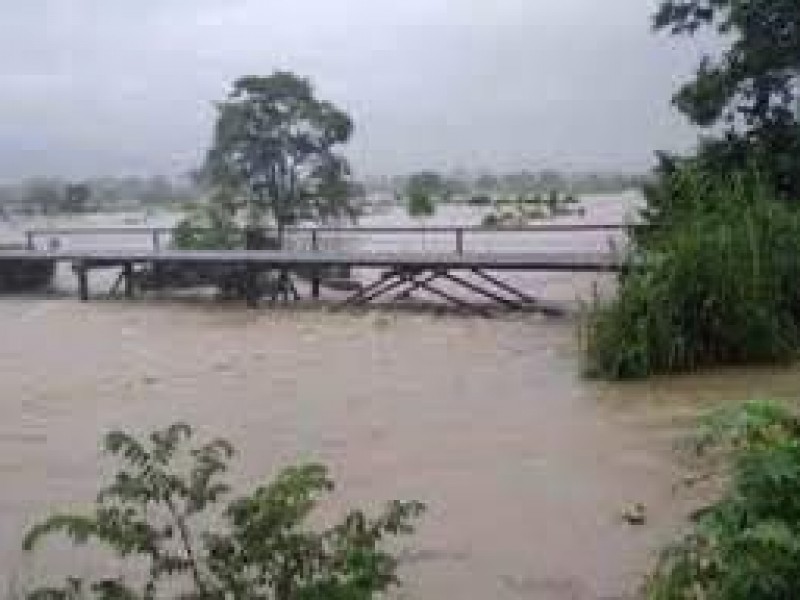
[24,223,638,256]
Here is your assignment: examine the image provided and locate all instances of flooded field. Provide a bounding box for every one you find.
[2,299,800,598]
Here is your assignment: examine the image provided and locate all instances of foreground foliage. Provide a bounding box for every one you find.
[585,169,800,379]
[22,423,425,599]
[647,400,800,599]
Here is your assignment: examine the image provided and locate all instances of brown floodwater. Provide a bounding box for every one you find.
[3,297,800,599]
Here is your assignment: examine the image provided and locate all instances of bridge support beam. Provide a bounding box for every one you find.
[244,266,259,308]
[76,263,89,302]
[338,267,548,315]
[123,262,134,299]
[311,269,321,299]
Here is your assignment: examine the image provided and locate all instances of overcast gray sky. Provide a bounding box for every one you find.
[0,0,709,180]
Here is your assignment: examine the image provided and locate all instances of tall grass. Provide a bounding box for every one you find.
[585,171,800,379]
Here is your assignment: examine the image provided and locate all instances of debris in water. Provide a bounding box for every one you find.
[621,502,647,526]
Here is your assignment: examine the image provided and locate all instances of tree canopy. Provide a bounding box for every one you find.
[204,72,355,233]
[655,0,800,197]
[656,0,799,128]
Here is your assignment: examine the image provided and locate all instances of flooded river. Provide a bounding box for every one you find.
[1,193,638,307]
[2,195,800,598]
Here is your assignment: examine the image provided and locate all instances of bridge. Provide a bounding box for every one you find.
[0,224,633,314]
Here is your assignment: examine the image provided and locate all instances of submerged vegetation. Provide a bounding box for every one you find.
[481,190,583,227]
[647,400,800,599]
[22,423,424,600]
[0,246,55,292]
[407,190,435,218]
[171,189,245,251]
[404,171,439,218]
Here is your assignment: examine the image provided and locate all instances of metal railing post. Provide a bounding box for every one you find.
[455,228,464,255]
[152,230,160,252]
[26,231,34,251]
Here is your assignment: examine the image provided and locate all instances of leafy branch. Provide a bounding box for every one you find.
[23,423,424,600]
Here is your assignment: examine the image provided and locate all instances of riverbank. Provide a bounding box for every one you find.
[3,300,798,597]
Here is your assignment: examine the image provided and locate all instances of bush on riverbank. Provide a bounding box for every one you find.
[22,423,425,599]
[407,190,435,218]
[172,194,244,250]
[584,170,800,379]
[647,400,800,599]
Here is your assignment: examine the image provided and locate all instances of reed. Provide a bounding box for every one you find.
[585,171,800,379]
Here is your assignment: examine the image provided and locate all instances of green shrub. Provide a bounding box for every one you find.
[22,423,425,599]
[407,191,435,218]
[585,171,800,379]
[481,213,501,228]
[172,205,243,251]
[647,400,800,600]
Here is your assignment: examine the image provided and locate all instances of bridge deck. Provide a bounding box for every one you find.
[0,247,628,314]
[0,248,626,272]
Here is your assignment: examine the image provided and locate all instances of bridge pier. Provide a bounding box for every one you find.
[123,262,134,298]
[76,263,89,302]
[311,269,321,299]
[244,266,259,308]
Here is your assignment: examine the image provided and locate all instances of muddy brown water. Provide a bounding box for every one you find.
[3,298,800,598]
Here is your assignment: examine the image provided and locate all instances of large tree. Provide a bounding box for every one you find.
[203,72,355,241]
[654,0,800,197]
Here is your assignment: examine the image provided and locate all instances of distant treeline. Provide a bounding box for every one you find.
[0,169,645,216]
[0,176,196,215]
[366,169,648,200]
